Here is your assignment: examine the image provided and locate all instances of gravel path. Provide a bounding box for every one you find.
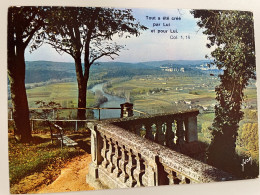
[35,153,95,193]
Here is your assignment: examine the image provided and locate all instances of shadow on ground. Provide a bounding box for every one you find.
[67,130,91,154]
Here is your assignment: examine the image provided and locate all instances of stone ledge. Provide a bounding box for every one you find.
[90,109,200,126]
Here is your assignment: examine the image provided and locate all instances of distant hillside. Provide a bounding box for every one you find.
[25,60,210,71]
[24,60,208,84]
[25,60,158,83]
[25,60,153,72]
[25,70,75,83]
[91,61,153,70]
[26,61,75,73]
[140,60,211,67]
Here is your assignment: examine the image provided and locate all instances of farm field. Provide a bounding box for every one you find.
[26,82,95,108]
[105,75,257,113]
[8,82,98,121]
[106,75,217,113]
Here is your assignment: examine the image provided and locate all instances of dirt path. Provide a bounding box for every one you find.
[32,153,95,193]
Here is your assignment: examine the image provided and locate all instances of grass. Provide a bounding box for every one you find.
[8,134,84,186]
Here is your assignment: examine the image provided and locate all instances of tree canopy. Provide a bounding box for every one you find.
[45,7,147,119]
[8,6,47,142]
[191,10,256,172]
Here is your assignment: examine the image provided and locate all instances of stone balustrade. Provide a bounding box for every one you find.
[111,109,199,150]
[86,110,234,189]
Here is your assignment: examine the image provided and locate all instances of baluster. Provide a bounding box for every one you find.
[164,166,177,185]
[145,122,154,141]
[176,172,186,184]
[125,149,137,187]
[141,161,148,186]
[165,168,174,185]
[165,121,175,149]
[142,157,157,187]
[106,139,115,173]
[112,142,122,178]
[163,164,191,185]
[118,145,129,183]
[176,119,185,145]
[133,153,145,187]
[155,121,165,145]
[101,135,109,168]
[184,116,198,142]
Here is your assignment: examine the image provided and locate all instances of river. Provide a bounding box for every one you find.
[90,83,126,119]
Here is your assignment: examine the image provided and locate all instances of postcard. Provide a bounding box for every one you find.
[3,1,260,195]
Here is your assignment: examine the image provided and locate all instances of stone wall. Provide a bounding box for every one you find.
[86,111,234,189]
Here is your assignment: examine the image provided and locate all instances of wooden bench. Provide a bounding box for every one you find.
[47,121,78,148]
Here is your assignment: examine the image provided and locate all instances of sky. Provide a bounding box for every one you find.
[25,8,213,63]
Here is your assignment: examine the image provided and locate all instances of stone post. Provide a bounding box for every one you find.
[165,121,175,149]
[145,122,154,141]
[176,119,185,145]
[155,122,165,145]
[143,156,159,186]
[87,124,103,181]
[120,102,134,118]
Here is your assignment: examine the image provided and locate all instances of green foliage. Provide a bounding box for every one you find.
[46,7,147,61]
[149,88,166,94]
[31,100,61,120]
[238,123,259,153]
[192,10,257,174]
[8,7,47,54]
[8,135,83,185]
[201,121,213,140]
[189,90,199,95]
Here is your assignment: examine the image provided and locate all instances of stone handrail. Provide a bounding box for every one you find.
[101,109,200,150]
[87,112,233,189]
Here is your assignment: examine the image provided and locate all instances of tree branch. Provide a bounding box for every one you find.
[89,51,119,66]
[46,40,74,57]
[24,21,43,47]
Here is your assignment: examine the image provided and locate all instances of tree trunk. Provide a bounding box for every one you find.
[8,54,32,143]
[77,80,87,120]
[74,56,89,120]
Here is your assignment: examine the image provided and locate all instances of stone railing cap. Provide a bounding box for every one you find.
[92,109,199,125]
